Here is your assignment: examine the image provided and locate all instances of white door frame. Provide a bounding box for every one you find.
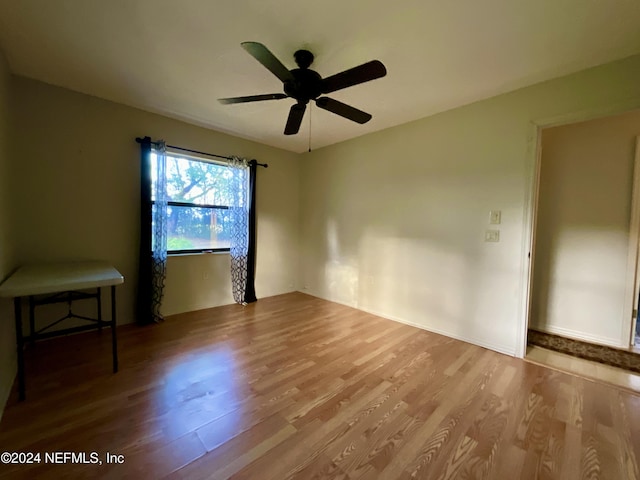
[624,137,640,346]
[514,122,542,358]
[516,104,640,358]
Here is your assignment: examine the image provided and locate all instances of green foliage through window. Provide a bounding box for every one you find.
[151,153,233,252]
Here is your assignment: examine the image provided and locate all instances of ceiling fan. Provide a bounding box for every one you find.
[219,42,387,135]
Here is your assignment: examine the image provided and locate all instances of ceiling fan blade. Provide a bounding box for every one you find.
[218,93,287,105]
[241,42,294,83]
[284,103,306,135]
[321,60,386,94]
[315,97,372,124]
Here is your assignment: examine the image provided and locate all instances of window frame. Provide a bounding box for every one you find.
[152,151,233,255]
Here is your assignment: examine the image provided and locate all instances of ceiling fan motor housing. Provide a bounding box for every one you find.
[285,68,322,103]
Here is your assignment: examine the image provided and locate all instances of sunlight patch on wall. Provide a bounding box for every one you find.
[356,231,469,326]
[322,219,360,305]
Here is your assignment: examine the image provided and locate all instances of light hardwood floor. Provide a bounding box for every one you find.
[0,292,639,479]
[526,346,640,394]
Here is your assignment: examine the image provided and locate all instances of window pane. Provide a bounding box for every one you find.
[166,206,230,251]
[151,153,232,206]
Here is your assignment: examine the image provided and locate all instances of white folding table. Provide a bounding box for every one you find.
[0,261,124,400]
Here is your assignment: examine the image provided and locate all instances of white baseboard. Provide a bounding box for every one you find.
[533,324,624,349]
[359,305,517,357]
[299,290,517,357]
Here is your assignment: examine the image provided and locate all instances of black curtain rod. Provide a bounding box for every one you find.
[135,137,268,168]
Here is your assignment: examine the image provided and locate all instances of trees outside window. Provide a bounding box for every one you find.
[151,153,234,253]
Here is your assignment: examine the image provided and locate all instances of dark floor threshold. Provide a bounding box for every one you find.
[528,329,640,374]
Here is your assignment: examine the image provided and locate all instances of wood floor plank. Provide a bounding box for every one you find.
[0,292,639,479]
[610,392,640,480]
[231,380,394,480]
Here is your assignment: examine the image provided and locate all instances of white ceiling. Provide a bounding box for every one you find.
[0,0,639,153]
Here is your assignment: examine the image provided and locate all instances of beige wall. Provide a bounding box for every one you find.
[299,54,640,356]
[0,49,15,416]
[532,110,640,347]
[10,77,300,329]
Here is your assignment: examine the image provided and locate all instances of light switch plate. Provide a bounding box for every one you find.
[489,210,501,224]
[485,230,500,242]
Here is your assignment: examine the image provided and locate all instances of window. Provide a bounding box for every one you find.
[151,152,235,254]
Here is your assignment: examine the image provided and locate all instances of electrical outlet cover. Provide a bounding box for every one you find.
[485,230,500,242]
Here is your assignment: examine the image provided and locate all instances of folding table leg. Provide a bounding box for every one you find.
[111,285,118,373]
[29,296,35,346]
[97,287,102,332]
[14,297,25,401]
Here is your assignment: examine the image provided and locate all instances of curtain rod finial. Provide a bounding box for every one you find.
[249,159,268,168]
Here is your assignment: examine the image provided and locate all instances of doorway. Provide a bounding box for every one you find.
[525,109,640,373]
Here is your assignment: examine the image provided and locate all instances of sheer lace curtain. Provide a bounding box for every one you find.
[137,137,167,324]
[150,141,168,322]
[226,157,252,304]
